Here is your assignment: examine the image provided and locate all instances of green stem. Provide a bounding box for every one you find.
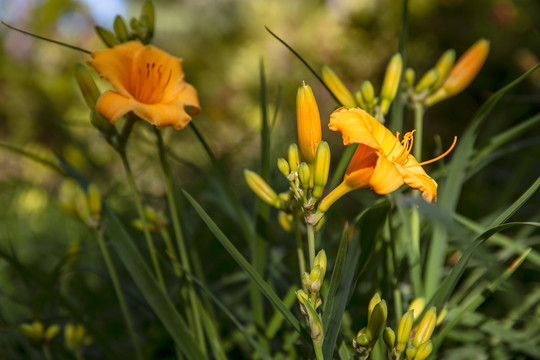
[386,217,402,323]
[314,339,325,360]
[159,228,181,277]
[42,345,52,360]
[296,218,307,283]
[119,152,166,292]
[96,229,144,360]
[413,102,424,160]
[307,224,316,269]
[155,129,206,354]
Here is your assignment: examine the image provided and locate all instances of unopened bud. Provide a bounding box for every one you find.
[436,308,447,326]
[74,64,100,109]
[354,90,367,110]
[141,0,155,40]
[308,265,323,293]
[298,162,311,190]
[397,310,414,354]
[277,158,290,178]
[244,170,280,208]
[44,325,60,342]
[95,26,120,48]
[87,183,102,222]
[380,53,403,115]
[361,81,375,113]
[425,39,489,106]
[20,321,44,342]
[312,141,330,199]
[366,300,387,344]
[405,68,416,88]
[321,65,356,107]
[415,340,433,360]
[355,332,370,347]
[413,307,437,348]
[75,187,90,224]
[113,15,129,42]
[368,293,382,319]
[432,49,456,90]
[296,290,323,342]
[406,344,417,360]
[383,327,396,349]
[296,82,322,163]
[313,250,327,279]
[288,143,300,173]
[415,69,439,93]
[408,298,425,320]
[90,110,116,135]
[278,211,293,233]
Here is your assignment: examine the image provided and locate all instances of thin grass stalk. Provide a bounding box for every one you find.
[155,129,206,354]
[96,229,144,360]
[159,227,181,277]
[119,151,166,291]
[296,218,307,284]
[307,223,316,269]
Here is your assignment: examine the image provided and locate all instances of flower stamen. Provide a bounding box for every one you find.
[393,130,415,165]
[405,136,457,168]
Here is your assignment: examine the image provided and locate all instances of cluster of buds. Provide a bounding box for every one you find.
[74,183,102,230]
[20,321,60,346]
[404,39,490,107]
[381,298,445,360]
[297,250,327,350]
[132,206,168,232]
[353,293,388,359]
[245,83,331,228]
[322,53,403,121]
[65,323,93,358]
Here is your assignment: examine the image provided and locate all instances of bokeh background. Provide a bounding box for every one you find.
[1,0,540,358]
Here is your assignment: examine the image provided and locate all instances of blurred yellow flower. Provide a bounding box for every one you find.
[88,41,200,129]
[318,107,456,212]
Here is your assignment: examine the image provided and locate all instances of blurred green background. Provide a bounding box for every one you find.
[1,0,540,358]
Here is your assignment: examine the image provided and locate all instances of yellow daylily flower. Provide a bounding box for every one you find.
[318,107,456,212]
[88,41,200,129]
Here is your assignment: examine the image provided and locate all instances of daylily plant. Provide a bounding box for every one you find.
[88,41,200,129]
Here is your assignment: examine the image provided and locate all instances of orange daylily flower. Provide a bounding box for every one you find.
[88,41,200,129]
[317,107,456,212]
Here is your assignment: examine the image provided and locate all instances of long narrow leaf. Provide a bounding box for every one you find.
[183,190,304,335]
[102,206,205,360]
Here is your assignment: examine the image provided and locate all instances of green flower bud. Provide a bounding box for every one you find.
[277,158,290,178]
[406,344,417,360]
[87,183,102,223]
[355,90,367,110]
[361,80,375,113]
[141,0,155,41]
[74,64,100,110]
[288,143,300,173]
[366,300,387,344]
[321,65,356,107]
[44,324,60,342]
[405,68,416,88]
[113,15,130,42]
[414,340,433,360]
[397,310,414,354]
[408,298,425,320]
[356,332,370,347]
[432,49,456,90]
[20,321,44,342]
[413,307,437,348]
[278,211,293,233]
[296,290,324,342]
[380,53,403,115]
[74,187,90,224]
[298,162,311,190]
[94,26,120,48]
[313,250,327,279]
[383,327,396,350]
[415,69,439,93]
[368,293,382,319]
[312,141,330,200]
[244,170,281,209]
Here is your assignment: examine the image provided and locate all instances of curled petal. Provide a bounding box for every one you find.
[329,107,381,150]
[130,99,193,130]
[95,91,131,124]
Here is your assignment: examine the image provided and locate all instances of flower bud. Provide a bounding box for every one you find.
[312,141,330,199]
[296,290,323,342]
[313,250,327,279]
[415,69,439,94]
[298,162,311,190]
[244,170,280,208]
[415,340,433,360]
[113,15,130,42]
[354,90,367,110]
[380,53,403,115]
[366,300,387,344]
[141,0,155,40]
[321,65,356,107]
[408,297,425,320]
[383,327,396,349]
[278,211,293,233]
[65,323,92,353]
[20,321,44,342]
[406,344,417,360]
[44,324,60,342]
[74,187,90,225]
[87,183,102,222]
[355,332,370,347]
[74,64,100,110]
[288,143,300,173]
[296,82,322,163]
[412,307,437,348]
[436,308,447,326]
[368,293,382,319]
[144,206,158,223]
[277,158,290,178]
[307,265,323,293]
[361,80,375,113]
[432,49,456,90]
[397,310,414,354]
[425,39,489,106]
[405,68,416,88]
[95,26,120,48]
[90,110,116,135]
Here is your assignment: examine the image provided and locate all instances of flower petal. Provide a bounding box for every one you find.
[174,83,201,116]
[95,91,132,124]
[329,107,381,150]
[344,144,378,189]
[369,155,404,194]
[88,41,144,98]
[129,99,193,130]
[395,163,438,202]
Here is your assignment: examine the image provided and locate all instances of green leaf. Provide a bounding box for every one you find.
[0,143,65,175]
[322,202,391,359]
[102,206,205,360]
[183,190,304,335]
